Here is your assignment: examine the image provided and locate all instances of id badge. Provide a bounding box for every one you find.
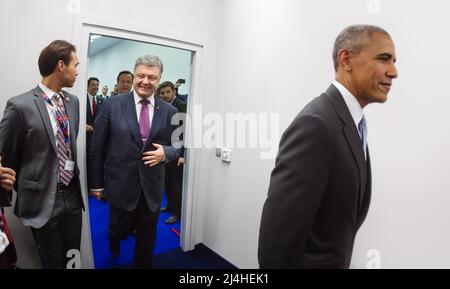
[65,160,75,171]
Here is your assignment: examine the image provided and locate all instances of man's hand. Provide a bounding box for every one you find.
[177,157,184,167]
[0,167,16,192]
[86,124,94,133]
[142,143,165,167]
[90,189,104,201]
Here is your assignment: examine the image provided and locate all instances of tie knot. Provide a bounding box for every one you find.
[140,99,150,106]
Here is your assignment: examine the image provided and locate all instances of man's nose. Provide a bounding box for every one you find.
[387,63,398,79]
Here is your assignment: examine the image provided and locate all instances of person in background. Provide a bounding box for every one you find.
[101,85,109,98]
[116,70,133,95]
[158,81,186,224]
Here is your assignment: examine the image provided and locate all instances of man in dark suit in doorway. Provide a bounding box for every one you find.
[158,81,186,224]
[86,77,104,190]
[258,25,398,268]
[0,40,84,269]
[89,55,180,268]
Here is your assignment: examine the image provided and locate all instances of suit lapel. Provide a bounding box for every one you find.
[33,86,58,156]
[325,85,367,210]
[86,95,92,120]
[144,97,163,150]
[123,92,142,147]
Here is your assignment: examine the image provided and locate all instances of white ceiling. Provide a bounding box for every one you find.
[88,35,122,57]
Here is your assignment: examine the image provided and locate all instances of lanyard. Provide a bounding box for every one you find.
[42,93,71,145]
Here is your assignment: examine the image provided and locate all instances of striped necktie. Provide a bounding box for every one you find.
[53,94,74,186]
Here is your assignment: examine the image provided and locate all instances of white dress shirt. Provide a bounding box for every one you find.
[87,93,97,116]
[332,80,365,139]
[332,80,367,159]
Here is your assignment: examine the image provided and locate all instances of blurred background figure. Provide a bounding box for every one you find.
[101,85,109,99]
[116,70,133,95]
[158,81,186,224]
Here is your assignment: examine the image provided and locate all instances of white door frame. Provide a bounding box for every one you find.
[71,14,205,268]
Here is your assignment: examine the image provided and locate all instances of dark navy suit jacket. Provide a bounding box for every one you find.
[89,92,180,212]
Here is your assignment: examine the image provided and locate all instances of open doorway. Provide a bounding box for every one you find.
[72,17,204,268]
[84,34,192,268]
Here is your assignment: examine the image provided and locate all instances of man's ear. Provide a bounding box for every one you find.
[57,59,65,72]
[337,49,352,72]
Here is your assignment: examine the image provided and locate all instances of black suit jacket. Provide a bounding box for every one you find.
[171,97,186,157]
[89,92,180,212]
[258,84,371,269]
[86,95,105,157]
[86,94,105,126]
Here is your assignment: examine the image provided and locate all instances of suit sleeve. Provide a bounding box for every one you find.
[162,107,182,163]
[0,99,23,194]
[258,114,333,268]
[88,98,110,189]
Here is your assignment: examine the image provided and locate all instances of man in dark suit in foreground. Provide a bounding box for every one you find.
[0,40,84,269]
[89,55,180,268]
[258,25,398,268]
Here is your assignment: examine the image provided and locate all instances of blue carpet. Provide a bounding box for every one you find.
[154,243,237,269]
[89,194,181,268]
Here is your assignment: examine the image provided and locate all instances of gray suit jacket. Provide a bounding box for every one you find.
[0,86,84,228]
[258,84,371,268]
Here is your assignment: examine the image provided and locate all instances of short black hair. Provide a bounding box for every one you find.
[116,70,134,83]
[88,77,99,86]
[158,81,176,91]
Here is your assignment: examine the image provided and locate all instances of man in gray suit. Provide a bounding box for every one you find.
[0,40,84,269]
[258,25,398,268]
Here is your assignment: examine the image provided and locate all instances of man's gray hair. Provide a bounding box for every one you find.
[332,24,390,72]
[134,54,164,74]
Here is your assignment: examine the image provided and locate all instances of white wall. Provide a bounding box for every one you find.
[203,0,450,268]
[88,39,192,95]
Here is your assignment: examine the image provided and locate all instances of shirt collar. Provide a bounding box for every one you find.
[39,82,57,99]
[133,90,155,107]
[332,80,364,130]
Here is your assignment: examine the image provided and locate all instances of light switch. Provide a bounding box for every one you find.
[221,148,231,163]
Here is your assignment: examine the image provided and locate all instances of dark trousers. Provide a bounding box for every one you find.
[31,182,82,269]
[165,160,183,217]
[109,193,159,268]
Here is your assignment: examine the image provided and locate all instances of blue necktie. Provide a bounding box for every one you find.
[358,116,367,160]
